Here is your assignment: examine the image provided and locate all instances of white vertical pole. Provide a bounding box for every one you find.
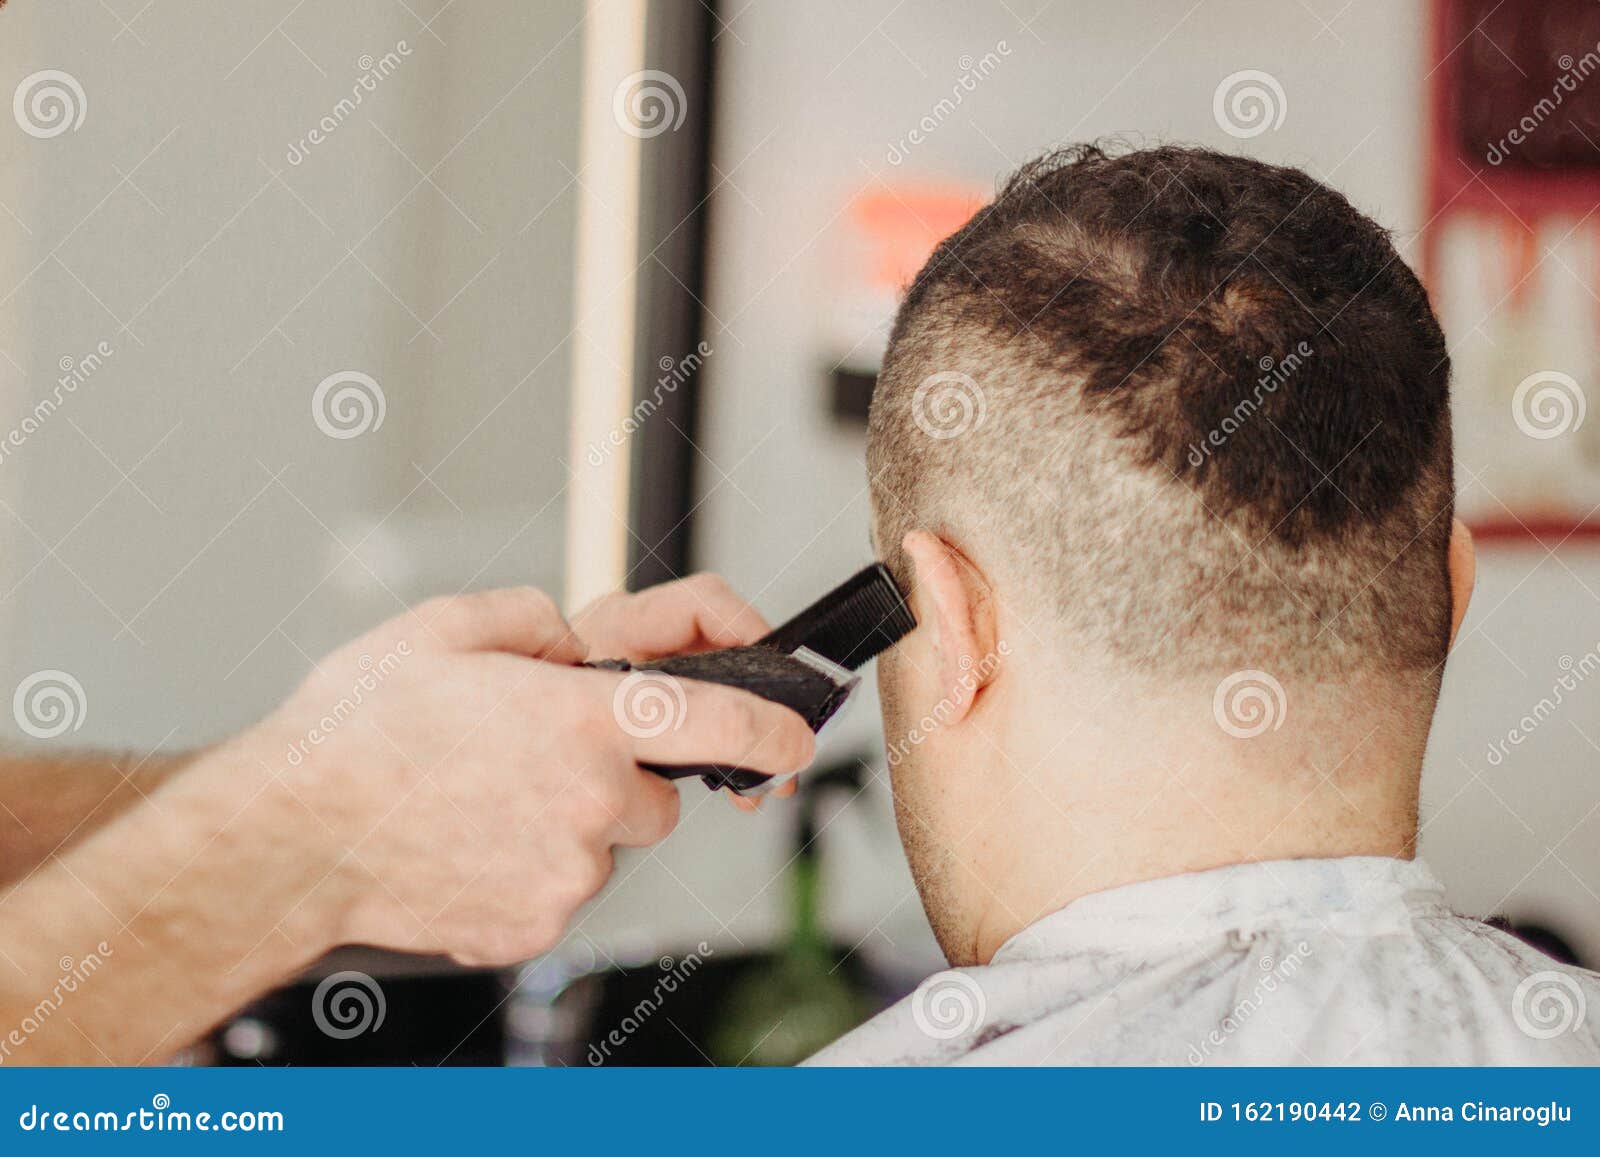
[564,0,649,608]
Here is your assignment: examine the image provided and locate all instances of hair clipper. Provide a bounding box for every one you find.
[591,563,916,796]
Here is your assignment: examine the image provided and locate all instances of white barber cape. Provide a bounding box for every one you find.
[807,857,1600,1066]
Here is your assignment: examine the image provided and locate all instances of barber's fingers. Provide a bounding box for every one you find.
[663,572,773,650]
[726,774,800,812]
[727,773,799,812]
[608,768,683,848]
[626,679,815,775]
[576,573,771,661]
[417,588,589,663]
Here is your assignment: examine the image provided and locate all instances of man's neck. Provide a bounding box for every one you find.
[961,686,1427,963]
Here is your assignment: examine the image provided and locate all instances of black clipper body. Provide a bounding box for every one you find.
[593,563,916,796]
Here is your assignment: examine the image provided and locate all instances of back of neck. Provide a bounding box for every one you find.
[963,679,1427,963]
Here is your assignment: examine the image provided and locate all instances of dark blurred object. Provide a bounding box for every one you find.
[550,946,883,1066]
[628,0,718,587]
[1450,0,1600,168]
[211,968,506,1066]
[1422,0,1600,358]
[708,761,876,1064]
[1486,916,1586,967]
[830,366,877,423]
[524,758,907,1066]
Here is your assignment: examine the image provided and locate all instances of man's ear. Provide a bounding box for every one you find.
[1447,517,1476,650]
[901,530,1001,721]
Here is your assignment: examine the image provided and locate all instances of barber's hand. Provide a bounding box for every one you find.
[571,573,801,809]
[246,587,815,966]
[570,571,771,661]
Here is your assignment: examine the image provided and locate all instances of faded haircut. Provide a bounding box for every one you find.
[867,144,1454,677]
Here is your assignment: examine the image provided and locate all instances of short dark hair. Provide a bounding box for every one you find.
[867,143,1454,676]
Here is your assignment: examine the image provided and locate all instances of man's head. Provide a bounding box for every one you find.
[866,144,1473,963]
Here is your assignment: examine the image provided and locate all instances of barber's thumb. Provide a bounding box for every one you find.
[421,587,590,663]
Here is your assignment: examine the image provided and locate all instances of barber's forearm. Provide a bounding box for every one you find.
[0,578,816,1065]
[0,750,192,884]
[0,738,348,1064]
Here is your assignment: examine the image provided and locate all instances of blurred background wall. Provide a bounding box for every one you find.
[0,0,582,753]
[2,0,1598,1060]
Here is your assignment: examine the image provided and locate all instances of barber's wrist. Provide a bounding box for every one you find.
[181,725,363,966]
